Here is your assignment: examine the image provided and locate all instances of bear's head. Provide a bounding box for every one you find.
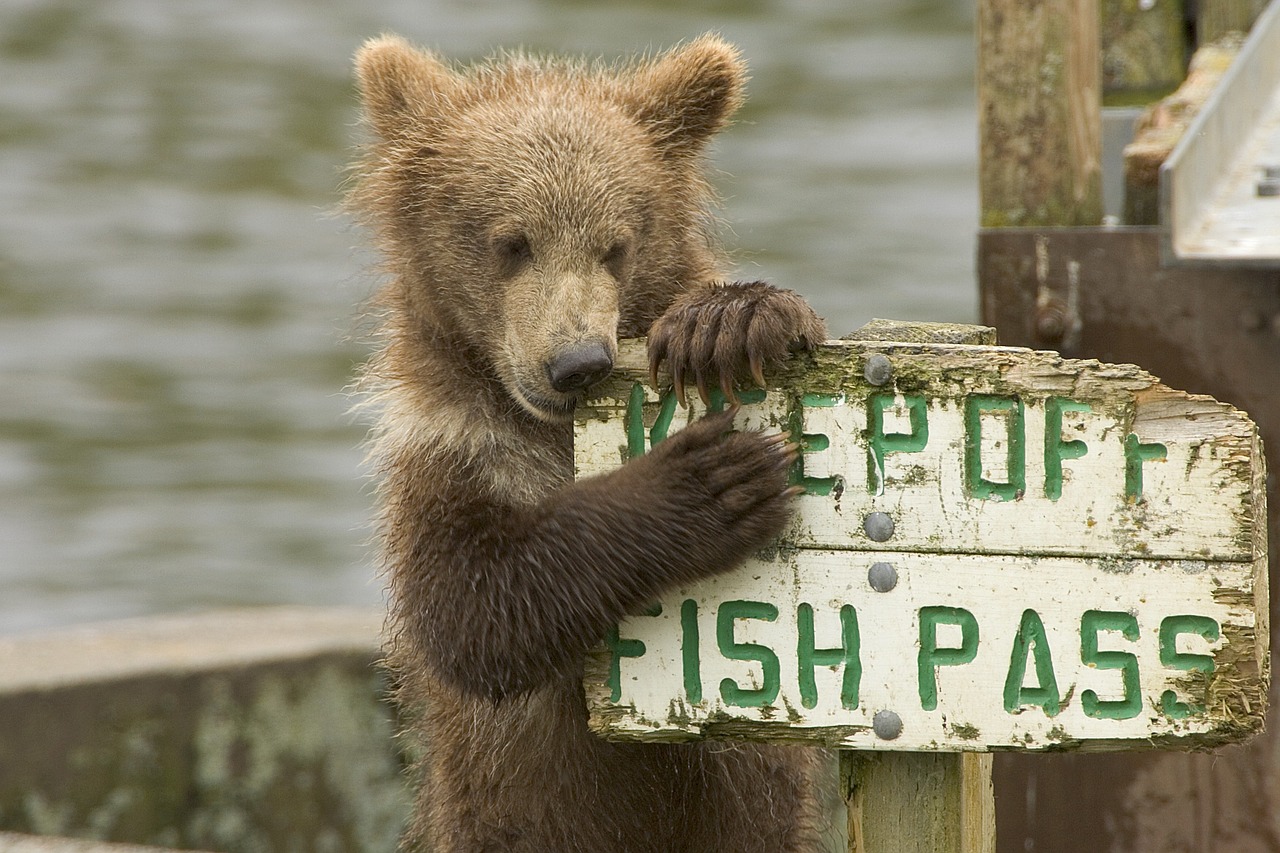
[352,35,746,422]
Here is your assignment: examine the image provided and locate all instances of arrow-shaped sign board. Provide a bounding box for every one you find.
[574,339,1268,752]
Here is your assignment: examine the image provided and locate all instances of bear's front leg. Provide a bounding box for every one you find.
[401,410,800,701]
[647,280,827,406]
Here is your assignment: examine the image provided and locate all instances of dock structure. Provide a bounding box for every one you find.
[978,1,1280,850]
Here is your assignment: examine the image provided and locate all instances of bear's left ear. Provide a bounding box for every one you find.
[355,34,457,141]
[622,35,747,160]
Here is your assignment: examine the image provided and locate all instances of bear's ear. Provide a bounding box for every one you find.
[354,35,456,141]
[622,35,747,160]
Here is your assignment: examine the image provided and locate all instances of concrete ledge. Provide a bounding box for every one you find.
[0,608,408,852]
[0,607,387,693]
[0,831,215,852]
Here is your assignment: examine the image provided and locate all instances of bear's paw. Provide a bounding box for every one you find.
[647,281,827,406]
[641,409,802,552]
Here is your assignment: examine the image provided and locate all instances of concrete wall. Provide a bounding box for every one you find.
[0,831,217,852]
[0,608,409,853]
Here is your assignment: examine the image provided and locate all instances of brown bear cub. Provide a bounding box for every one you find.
[350,33,828,852]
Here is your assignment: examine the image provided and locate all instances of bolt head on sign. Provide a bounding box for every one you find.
[573,337,1268,752]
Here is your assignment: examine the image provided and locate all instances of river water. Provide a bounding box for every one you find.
[0,0,977,634]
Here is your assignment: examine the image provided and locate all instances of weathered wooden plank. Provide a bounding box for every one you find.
[575,339,1268,752]
[576,342,1263,562]
[583,549,1263,750]
[840,319,996,345]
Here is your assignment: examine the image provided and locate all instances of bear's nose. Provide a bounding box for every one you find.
[546,342,614,393]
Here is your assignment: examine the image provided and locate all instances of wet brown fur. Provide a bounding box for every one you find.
[349,34,828,852]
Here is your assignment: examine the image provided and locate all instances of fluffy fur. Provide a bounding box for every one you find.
[349,34,829,852]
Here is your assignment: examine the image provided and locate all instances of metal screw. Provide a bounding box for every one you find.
[863,512,895,542]
[872,710,903,740]
[868,562,898,592]
[863,354,893,386]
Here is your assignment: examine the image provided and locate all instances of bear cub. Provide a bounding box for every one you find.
[350,33,828,852]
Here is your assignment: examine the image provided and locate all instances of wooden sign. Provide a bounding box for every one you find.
[575,338,1268,752]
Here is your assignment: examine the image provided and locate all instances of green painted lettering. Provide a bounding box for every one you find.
[1080,610,1142,720]
[803,393,844,408]
[625,382,646,459]
[651,390,678,446]
[797,603,861,710]
[1044,397,1090,500]
[867,393,929,493]
[798,432,841,496]
[706,387,727,414]
[606,625,647,703]
[964,395,1026,501]
[1124,433,1166,501]
[917,606,979,711]
[625,382,679,458]
[1003,609,1061,716]
[681,598,702,704]
[606,604,662,701]
[717,600,781,707]
[1159,614,1219,718]
[798,393,843,496]
[706,386,766,414]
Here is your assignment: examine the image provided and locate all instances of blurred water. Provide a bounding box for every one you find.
[0,0,977,634]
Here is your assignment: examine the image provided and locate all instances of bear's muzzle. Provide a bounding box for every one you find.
[546,341,614,393]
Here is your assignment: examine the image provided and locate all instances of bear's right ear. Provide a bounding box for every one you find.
[354,35,456,141]
[622,35,748,161]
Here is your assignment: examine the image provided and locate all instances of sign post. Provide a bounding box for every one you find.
[574,322,1268,852]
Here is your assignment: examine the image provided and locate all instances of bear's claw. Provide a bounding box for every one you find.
[647,280,827,406]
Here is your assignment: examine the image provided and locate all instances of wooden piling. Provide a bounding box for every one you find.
[1100,0,1186,103]
[978,0,1103,226]
[843,753,995,853]
[1197,0,1267,43]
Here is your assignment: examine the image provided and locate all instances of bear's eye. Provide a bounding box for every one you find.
[601,241,631,278]
[493,234,533,273]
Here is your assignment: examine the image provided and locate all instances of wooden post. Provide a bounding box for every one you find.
[978,0,1103,226]
[839,323,998,853]
[1100,0,1186,103]
[1197,0,1266,43]
[843,753,994,853]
